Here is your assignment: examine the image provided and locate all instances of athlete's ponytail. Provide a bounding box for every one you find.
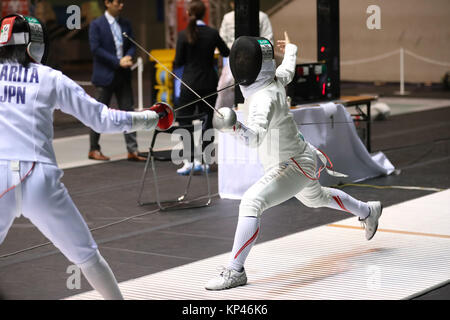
[186,0,206,45]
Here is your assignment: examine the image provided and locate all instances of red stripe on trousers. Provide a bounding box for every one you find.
[234,227,260,259]
[290,158,319,181]
[333,196,352,213]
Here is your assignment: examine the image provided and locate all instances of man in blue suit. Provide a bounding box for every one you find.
[88,0,146,161]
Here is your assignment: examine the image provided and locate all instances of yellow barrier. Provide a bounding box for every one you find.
[150,49,176,105]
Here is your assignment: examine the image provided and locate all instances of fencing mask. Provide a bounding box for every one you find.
[229,36,274,86]
[0,14,49,64]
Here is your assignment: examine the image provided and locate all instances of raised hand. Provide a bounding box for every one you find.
[276,31,291,54]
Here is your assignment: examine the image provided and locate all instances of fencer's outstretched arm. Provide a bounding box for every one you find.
[275,43,298,87]
[55,72,158,133]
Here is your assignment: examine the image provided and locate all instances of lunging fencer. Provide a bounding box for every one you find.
[206,32,383,290]
[0,15,165,299]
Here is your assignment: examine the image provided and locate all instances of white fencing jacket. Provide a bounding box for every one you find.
[0,63,136,164]
[234,44,307,171]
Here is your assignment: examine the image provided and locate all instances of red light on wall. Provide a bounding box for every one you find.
[320,46,325,53]
[322,83,326,95]
[316,75,320,82]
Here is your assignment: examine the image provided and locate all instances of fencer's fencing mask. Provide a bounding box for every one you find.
[229,36,274,86]
[0,14,49,64]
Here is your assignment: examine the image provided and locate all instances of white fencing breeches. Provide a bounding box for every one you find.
[239,145,370,219]
[0,160,124,299]
[239,145,322,217]
[0,160,98,265]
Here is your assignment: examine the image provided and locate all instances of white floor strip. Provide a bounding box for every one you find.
[379,97,450,116]
[66,189,450,300]
[345,97,450,117]
[53,130,183,169]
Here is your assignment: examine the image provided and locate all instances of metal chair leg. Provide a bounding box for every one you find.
[137,128,213,210]
[204,162,212,205]
[151,155,164,210]
[178,161,195,201]
[137,147,153,206]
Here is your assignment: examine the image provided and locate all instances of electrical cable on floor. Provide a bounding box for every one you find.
[0,193,220,260]
[332,183,444,192]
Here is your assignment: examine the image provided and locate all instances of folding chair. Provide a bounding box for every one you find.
[137,113,212,210]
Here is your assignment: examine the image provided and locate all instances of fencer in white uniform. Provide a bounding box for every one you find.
[0,15,159,299]
[206,33,383,290]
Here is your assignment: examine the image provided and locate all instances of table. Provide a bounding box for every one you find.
[335,95,378,152]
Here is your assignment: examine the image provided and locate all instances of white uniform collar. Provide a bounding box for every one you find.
[196,20,206,26]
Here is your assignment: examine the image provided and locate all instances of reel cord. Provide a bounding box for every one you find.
[0,193,220,259]
[332,183,444,192]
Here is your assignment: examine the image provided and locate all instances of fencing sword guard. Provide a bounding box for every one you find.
[213,107,237,131]
[148,102,175,131]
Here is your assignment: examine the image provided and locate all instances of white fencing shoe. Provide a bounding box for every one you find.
[177,160,193,175]
[359,201,383,240]
[193,159,204,174]
[192,159,211,174]
[205,267,247,290]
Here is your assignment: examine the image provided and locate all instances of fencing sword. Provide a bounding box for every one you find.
[173,80,243,112]
[123,32,226,119]
[299,120,362,126]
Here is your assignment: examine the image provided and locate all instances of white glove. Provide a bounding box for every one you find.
[130,110,159,132]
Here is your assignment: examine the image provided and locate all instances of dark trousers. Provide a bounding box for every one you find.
[176,88,216,162]
[89,70,137,153]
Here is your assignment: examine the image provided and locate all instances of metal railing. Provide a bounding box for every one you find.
[276,48,450,95]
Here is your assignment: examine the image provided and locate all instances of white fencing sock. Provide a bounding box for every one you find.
[228,216,260,272]
[78,250,124,300]
[326,187,370,219]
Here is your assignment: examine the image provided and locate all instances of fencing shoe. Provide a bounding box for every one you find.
[193,159,210,174]
[193,159,203,174]
[359,201,383,240]
[177,160,193,175]
[205,266,247,290]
